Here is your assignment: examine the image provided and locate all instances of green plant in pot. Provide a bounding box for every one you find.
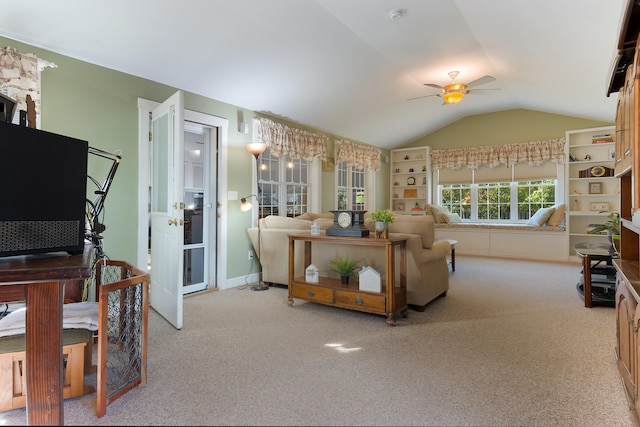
[371,208,395,238]
[587,212,620,252]
[329,254,361,285]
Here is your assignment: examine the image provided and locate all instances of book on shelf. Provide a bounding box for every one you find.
[592,133,613,144]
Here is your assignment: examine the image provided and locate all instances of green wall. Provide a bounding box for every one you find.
[0,36,615,284]
[402,109,613,149]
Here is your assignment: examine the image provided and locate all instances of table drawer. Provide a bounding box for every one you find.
[335,290,385,312]
[290,283,333,303]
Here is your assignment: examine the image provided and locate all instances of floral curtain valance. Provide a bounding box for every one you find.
[0,46,41,115]
[335,139,381,171]
[430,138,566,170]
[256,117,327,161]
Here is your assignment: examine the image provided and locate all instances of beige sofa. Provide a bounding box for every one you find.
[246,212,450,310]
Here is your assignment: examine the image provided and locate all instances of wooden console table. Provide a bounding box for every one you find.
[287,232,408,326]
[0,245,93,425]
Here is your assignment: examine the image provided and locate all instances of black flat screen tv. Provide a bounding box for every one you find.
[0,121,88,257]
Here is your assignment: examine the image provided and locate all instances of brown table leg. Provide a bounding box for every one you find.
[25,281,64,425]
[581,255,592,308]
[451,247,455,272]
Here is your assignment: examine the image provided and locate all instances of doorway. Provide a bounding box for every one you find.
[182,122,215,294]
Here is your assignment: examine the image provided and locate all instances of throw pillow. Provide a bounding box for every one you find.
[546,204,566,226]
[444,213,462,223]
[431,204,450,224]
[527,207,555,226]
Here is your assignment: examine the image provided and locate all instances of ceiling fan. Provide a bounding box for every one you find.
[409,71,497,104]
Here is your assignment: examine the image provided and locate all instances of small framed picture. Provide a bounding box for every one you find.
[394,201,405,211]
[589,182,602,194]
[590,202,609,211]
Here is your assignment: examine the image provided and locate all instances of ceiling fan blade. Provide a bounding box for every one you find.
[465,75,496,88]
[407,93,440,101]
[424,83,445,90]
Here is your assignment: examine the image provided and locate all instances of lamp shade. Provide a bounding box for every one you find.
[240,197,253,212]
[246,142,267,158]
[443,90,464,104]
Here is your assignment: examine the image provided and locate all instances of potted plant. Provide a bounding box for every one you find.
[587,212,620,251]
[371,209,395,238]
[328,254,361,285]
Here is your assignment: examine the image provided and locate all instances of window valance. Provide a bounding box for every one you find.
[256,117,327,161]
[335,139,381,171]
[0,47,41,115]
[431,138,566,170]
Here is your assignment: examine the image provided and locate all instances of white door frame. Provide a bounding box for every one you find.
[137,98,229,289]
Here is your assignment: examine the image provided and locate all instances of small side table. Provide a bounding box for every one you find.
[436,238,457,272]
[573,242,617,308]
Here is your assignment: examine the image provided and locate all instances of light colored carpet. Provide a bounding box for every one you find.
[0,256,634,426]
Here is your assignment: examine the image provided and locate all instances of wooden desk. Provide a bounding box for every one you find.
[0,246,93,425]
[287,232,408,325]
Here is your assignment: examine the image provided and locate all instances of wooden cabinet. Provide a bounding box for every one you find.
[566,126,619,261]
[390,147,431,215]
[611,3,640,422]
[287,233,408,326]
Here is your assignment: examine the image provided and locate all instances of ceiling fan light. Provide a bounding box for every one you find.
[443,90,464,104]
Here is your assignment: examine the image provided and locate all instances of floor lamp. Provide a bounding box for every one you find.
[242,142,268,291]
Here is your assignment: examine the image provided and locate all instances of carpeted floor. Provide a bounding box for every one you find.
[0,255,634,426]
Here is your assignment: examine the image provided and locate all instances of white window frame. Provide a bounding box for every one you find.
[334,159,374,212]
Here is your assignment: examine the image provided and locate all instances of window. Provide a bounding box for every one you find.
[258,148,310,218]
[439,178,556,222]
[336,161,366,210]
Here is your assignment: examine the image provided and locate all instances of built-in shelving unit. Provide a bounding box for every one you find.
[565,126,619,261]
[390,147,431,215]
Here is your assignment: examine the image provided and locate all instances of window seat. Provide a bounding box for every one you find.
[434,222,565,232]
[433,222,569,262]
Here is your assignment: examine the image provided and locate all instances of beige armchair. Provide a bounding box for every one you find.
[247,213,450,311]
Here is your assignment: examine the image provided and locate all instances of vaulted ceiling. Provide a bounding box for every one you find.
[0,0,628,149]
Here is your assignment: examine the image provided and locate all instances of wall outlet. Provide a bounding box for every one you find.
[248,250,254,260]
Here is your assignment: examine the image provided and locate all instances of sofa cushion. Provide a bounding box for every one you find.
[260,215,312,230]
[295,212,334,221]
[526,207,555,226]
[546,203,565,226]
[388,214,434,249]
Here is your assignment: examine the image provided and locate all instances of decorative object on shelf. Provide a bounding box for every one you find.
[422,165,426,171]
[609,148,616,160]
[403,188,417,198]
[305,264,319,283]
[311,220,320,235]
[422,177,427,185]
[569,152,577,161]
[590,202,610,211]
[589,182,603,194]
[393,181,399,186]
[404,155,409,160]
[412,202,421,211]
[328,254,361,285]
[358,266,381,293]
[584,154,591,160]
[371,208,395,239]
[579,165,614,178]
[573,199,579,211]
[407,176,416,185]
[241,141,269,292]
[394,201,405,211]
[408,168,414,172]
[326,210,369,237]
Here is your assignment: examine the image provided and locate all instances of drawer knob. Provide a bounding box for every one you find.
[355,297,364,305]
[307,290,315,297]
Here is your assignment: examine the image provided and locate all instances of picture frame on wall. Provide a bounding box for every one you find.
[589,182,603,194]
